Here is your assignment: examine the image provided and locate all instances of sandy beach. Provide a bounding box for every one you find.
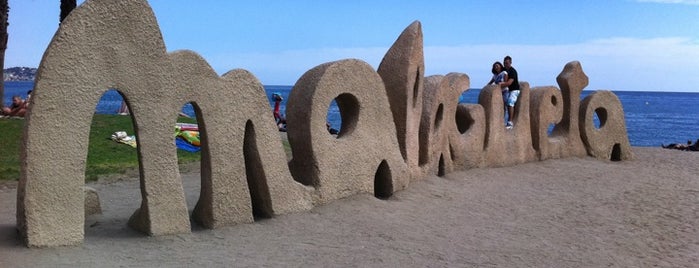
[1,147,697,267]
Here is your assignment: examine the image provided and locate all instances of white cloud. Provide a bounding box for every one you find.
[208,37,699,92]
[423,37,698,92]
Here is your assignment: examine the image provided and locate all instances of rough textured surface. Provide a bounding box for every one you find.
[419,73,470,176]
[83,186,101,216]
[13,0,635,248]
[18,0,189,247]
[2,147,696,267]
[552,61,590,158]
[480,83,537,167]
[452,103,486,169]
[170,61,313,228]
[18,0,312,247]
[580,91,634,161]
[377,21,424,181]
[530,86,565,160]
[286,59,409,204]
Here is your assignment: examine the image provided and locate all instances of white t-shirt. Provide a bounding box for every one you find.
[492,71,508,91]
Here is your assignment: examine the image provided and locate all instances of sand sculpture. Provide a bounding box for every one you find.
[420,73,471,176]
[376,21,425,180]
[286,59,409,204]
[15,0,633,247]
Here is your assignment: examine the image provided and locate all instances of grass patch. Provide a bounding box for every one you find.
[0,114,201,182]
[0,118,23,181]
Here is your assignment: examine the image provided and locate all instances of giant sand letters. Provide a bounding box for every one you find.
[420,73,471,176]
[377,21,426,181]
[286,59,409,204]
[18,0,312,247]
[479,83,537,167]
[16,0,632,247]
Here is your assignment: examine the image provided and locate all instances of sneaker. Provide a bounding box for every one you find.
[506,121,514,129]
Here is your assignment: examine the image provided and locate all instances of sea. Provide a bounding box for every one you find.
[3,81,697,147]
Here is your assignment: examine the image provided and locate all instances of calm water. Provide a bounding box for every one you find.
[4,81,696,147]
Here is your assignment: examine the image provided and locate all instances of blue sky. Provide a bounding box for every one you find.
[6,0,699,92]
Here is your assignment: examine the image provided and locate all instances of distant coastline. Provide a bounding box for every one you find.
[3,67,37,81]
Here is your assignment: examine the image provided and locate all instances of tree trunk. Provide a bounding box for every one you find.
[60,0,76,23]
[0,1,8,109]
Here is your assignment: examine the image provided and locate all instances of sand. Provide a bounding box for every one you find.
[1,147,698,267]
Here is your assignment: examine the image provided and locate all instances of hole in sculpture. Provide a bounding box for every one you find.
[84,89,139,235]
[176,102,204,226]
[86,89,140,181]
[412,67,421,107]
[374,160,393,199]
[611,143,622,162]
[438,154,445,177]
[550,94,558,107]
[325,99,340,137]
[433,103,444,133]
[547,123,556,136]
[547,94,558,135]
[243,120,273,219]
[593,107,607,129]
[328,93,359,138]
[455,105,474,134]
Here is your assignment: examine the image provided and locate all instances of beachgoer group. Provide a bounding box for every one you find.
[662,139,699,151]
[1,91,31,117]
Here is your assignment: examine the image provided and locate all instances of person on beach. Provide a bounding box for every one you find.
[688,139,699,151]
[662,139,699,151]
[326,122,339,135]
[486,61,508,116]
[272,93,287,132]
[23,90,32,109]
[117,99,129,115]
[662,140,692,150]
[1,95,27,117]
[499,55,520,129]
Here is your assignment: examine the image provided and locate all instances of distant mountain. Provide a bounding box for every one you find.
[4,67,37,81]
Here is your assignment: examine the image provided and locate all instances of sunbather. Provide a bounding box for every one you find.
[662,139,699,151]
[1,95,27,117]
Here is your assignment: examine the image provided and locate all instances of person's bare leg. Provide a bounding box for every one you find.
[507,105,516,127]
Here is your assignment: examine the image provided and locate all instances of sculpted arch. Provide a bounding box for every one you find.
[580,91,633,161]
[419,73,470,176]
[18,0,312,247]
[286,59,409,204]
[175,64,313,229]
[19,0,188,246]
[530,86,565,160]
